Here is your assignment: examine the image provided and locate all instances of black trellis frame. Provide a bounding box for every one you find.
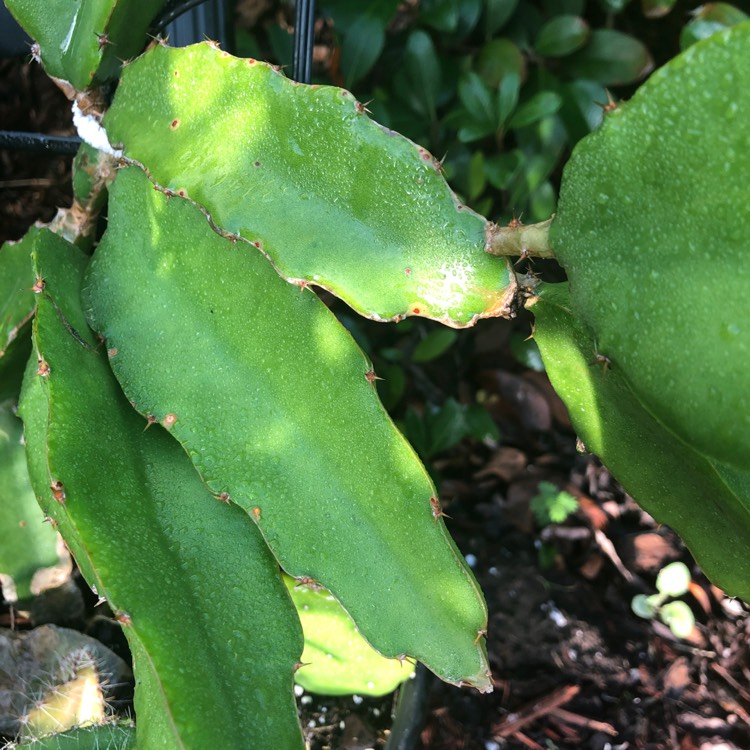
[0,0,317,154]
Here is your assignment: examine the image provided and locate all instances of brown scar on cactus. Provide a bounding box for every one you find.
[170,118,180,130]
[252,506,262,520]
[162,413,177,428]
[50,480,66,503]
[107,347,118,358]
[295,576,322,590]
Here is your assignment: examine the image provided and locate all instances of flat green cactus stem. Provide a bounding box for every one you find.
[285,575,415,697]
[5,0,163,91]
[529,283,750,601]
[550,22,750,469]
[19,231,306,749]
[0,401,59,600]
[83,166,492,692]
[0,231,38,363]
[103,42,516,328]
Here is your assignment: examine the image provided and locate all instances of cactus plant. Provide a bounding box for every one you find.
[1,3,748,747]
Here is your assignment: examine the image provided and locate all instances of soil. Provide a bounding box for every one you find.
[2,46,749,750]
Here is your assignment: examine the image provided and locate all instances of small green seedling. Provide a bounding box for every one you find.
[530,481,579,526]
[631,562,696,639]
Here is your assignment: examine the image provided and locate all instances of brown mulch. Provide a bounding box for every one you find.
[2,44,748,750]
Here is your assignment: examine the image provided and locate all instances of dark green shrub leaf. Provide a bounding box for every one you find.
[464,403,500,442]
[551,23,750,468]
[529,284,750,601]
[458,71,498,133]
[484,0,520,35]
[508,90,562,129]
[641,0,678,19]
[565,29,653,85]
[427,398,469,455]
[401,30,442,121]
[598,0,631,11]
[420,0,460,32]
[412,328,458,362]
[534,15,590,57]
[484,150,523,191]
[496,71,521,126]
[529,180,557,221]
[475,38,525,89]
[341,14,386,86]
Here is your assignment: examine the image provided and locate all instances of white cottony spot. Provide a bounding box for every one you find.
[72,102,123,157]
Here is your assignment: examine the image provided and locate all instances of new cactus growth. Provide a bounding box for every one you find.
[0,4,748,747]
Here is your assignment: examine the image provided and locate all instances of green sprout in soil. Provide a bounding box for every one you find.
[631,562,696,639]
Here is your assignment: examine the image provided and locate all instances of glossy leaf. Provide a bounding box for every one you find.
[19,234,306,748]
[420,0,461,33]
[641,0,677,19]
[286,576,414,696]
[83,166,492,691]
[598,0,631,11]
[401,30,441,121]
[551,23,750,468]
[103,42,515,328]
[475,38,525,89]
[0,401,59,599]
[507,90,562,129]
[564,29,653,85]
[529,284,750,601]
[484,0,519,35]
[412,329,458,362]
[534,15,590,57]
[340,14,386,87]
[5,0,163,90]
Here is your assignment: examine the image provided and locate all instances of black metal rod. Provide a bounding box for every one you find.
[152,0,212,36]
[293,0,316,84]
[0,131,81,155]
